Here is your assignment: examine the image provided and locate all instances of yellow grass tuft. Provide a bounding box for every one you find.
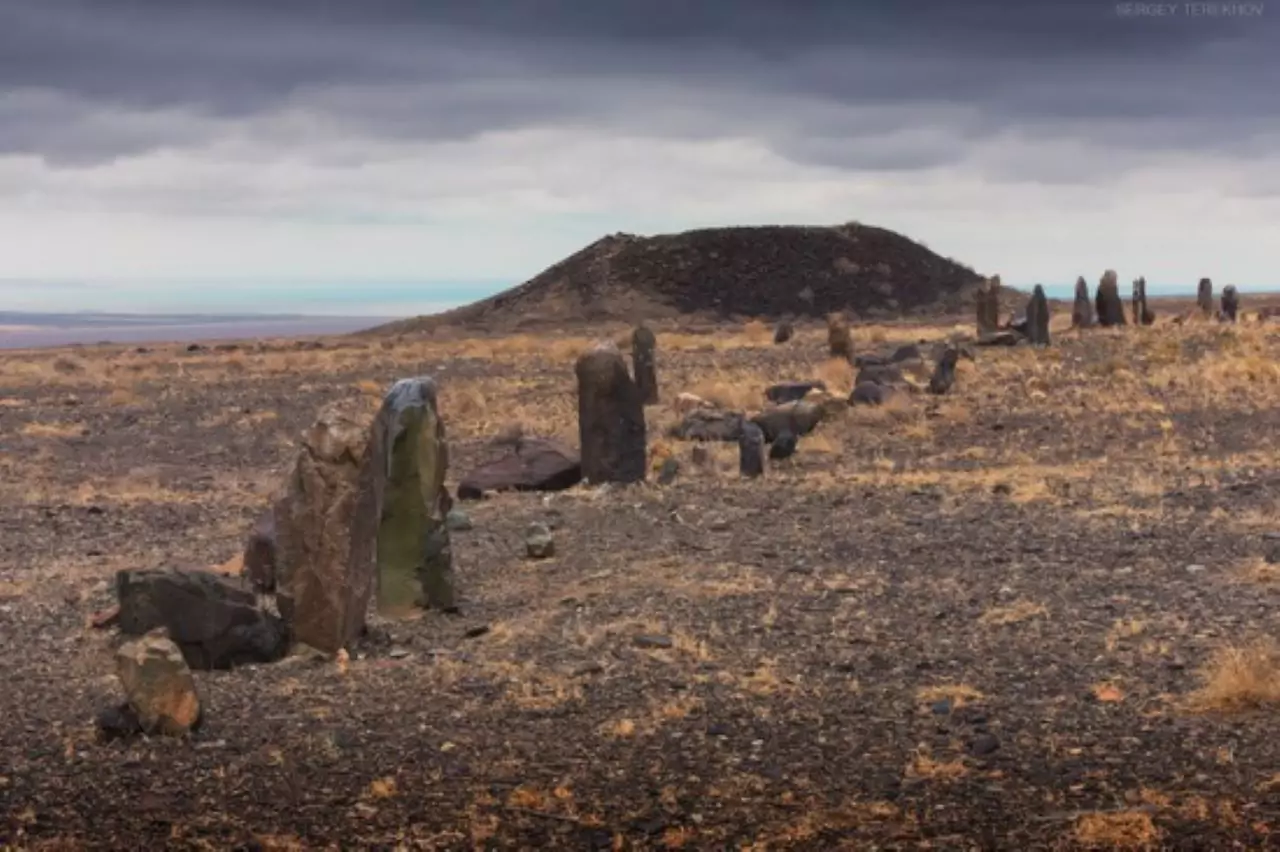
[979,600,1047,626]
[20,422,84,439]
[1185,639,1280,713]
[917,684,985,708]
[1237,556,1280,584]
[813,358,855,394]
[1072,810,1161,849]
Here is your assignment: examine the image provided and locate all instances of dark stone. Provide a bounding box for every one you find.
[1025,284,1050,346]
[827,313,853,361]
[848,381,892,406]
[457,436,581,500]
[1071,276,1094,328]
[115,569,290,670]
[927,347,959,395]
[769,431,798,460]
[1198,277,1214,315]
[634,634,674,649]
[657,457,680,485]
[575,343,647,485]
[773,321,794,344]
[976,331,1022,347]
[976,276,1001,336]
[890,343,923,363]
[1221,285,1239,323]
[370,377,455,614]
[185,343,204,352]
[95,703,143,742]
[751,400,824,443]
[856,364,906,387]
[738,422,765,478]
[1132,276,1155,326]
[764,380,826,404]
[969,733,1001,757]
[243,506,280,594]
[1095,270,1127,327]
[631,325,659,405]
[854,354,889,367]
[690,445,710,467]
[463,625,490,639]
[667,408,745,442]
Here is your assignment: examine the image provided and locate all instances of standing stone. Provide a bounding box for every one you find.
[575,342,647,485]
[976,276,1002,337]
[827,313,853,361]
[631,325,659,406]
[1221,285,1239,323]
[115,629,201,737]
[1198,278,1214,316]
[1130,276,1155,326]
[1095,270,1127,327]
[1025,285,1050,346]
[928,347,959,395]
[370,377,455,616]
[738,422,765,478]
[1071,276,1094,328]
[773,321,794,344]
[274,399,378,654]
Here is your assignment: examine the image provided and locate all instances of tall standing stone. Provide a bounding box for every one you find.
[1095,270,1127,327]
[1071,276,1094,328]
[631,325,659,406]
[371,377,455,616]
[1131,276,1155,326]
[1025,285,1050,346]
[928,347,960,395]
[1221,285,1239,323]
[1197,278,1214,316]
[827,313,853,361]
[976,276,1002,337]
[274,399,378,654]
[738,422,765,478]
[575,342,647,485]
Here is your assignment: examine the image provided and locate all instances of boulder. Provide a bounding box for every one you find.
[456,437,581,500]
[667,408,746,442]
[114,629,202,737]
[738,423,765,478]
[370,377,455,615]
[274,399,379,654]
[764,381,826,404]
[890,344,924,363]
[976,331,1022,347]
[1071,276,1095,328]
[855,364,906,387]
[751,400,824,443]
[1198,277,1214,315]
[928,347,960,395]
[1221,285,1239,323]
[1095,270,1126,327]
[631,325,659,405]
[848,382,894,406]
[769,431,798,460]
[1025,285,1050,346]
[115,569,289,670]
[575,342,647,485]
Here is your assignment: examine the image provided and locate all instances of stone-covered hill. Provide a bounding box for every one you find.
[370,222,988,333]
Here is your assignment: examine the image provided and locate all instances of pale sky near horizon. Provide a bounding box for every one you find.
[1,0,1277,314]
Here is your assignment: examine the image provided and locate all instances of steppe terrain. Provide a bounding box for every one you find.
[2,305,1280,849]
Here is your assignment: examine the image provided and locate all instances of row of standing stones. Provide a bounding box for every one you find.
[973,272,1244,346]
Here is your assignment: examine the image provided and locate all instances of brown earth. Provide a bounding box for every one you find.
[3,306,1280,849]
[372,223,991,335]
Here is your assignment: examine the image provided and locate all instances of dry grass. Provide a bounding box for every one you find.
[1237,557,1280,584]
[19,422,84,439]
[979,599,1048,626]
[1072,810,1161,849]
[916,683,985,708]
[1185,640,1280,713]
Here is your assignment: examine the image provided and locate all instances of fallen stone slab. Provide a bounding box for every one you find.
[456,437,581,500]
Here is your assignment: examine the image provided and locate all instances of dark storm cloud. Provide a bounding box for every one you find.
[0,0,1276,169]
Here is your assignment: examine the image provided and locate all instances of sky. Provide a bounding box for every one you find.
[0,0,1277,315]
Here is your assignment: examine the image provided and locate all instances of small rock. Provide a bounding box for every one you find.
[525,522,555,559]
[969,733,1000,757]
[388,647,411,659]
[1185,564,1207,574]
[931,700,952,716]
[463,625,490,639]
[446,509,473,531]
[95,703,143,742]
[657,458,680,486]
[114,629,202,737]
[690,445,710,467]
[633,634,674,649]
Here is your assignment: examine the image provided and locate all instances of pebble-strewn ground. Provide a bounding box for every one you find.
[2,310,1280,849]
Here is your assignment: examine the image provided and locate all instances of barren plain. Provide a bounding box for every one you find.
[2,306,1280,849]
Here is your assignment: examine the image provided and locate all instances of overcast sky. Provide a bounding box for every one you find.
[1,0,1276,313]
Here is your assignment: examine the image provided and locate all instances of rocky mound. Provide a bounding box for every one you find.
[371,222,987,333]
